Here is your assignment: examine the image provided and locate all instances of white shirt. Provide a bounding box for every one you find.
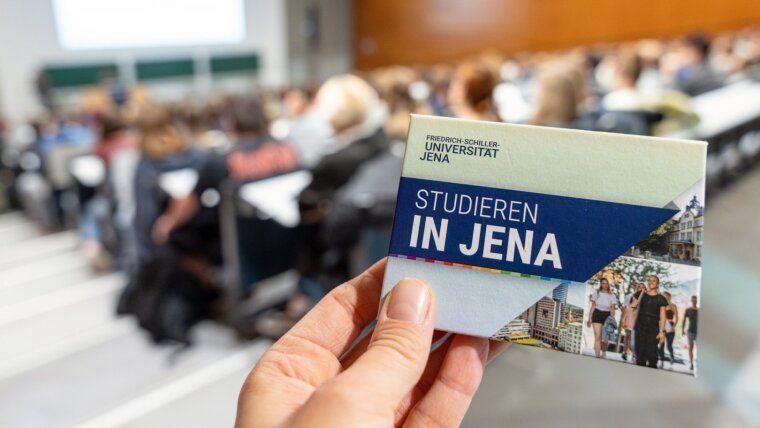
[592,291,616,311]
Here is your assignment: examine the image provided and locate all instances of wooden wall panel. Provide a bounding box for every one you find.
[354,0,760,69]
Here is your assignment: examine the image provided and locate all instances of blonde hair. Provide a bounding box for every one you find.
[531,61,582,127]
[136,107,186,160]
[315,74,380,133]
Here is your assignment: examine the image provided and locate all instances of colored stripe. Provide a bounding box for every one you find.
[388,253,574,284]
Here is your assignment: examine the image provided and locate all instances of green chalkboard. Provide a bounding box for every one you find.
[210,53,259,75]
[136,58,195,81]
[43,63,118,88]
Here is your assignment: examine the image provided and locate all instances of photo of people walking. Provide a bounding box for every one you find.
[581,260,700,375]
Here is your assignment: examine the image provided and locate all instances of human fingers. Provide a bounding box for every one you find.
[256,258,387,383]
[290,278,436,427]
[485,339,510,363]
[236,259,387,428]
[402,335,490,428]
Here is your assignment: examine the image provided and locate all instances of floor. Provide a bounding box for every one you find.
[0,216,271,428]
[0,166,758,428]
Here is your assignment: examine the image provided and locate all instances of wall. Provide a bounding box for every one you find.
[286,0,354,86]
[354,0,760,69]
[0,0,288,124]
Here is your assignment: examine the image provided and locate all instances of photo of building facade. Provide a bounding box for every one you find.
[494,283,585,353]
[558,322,583,354]
[667,196,704,264]
[491,319,541,346]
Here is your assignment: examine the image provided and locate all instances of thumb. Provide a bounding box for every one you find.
[334,278,436,413]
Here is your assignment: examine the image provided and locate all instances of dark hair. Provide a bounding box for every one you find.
[100,112,127,139]
[618,50,643,83]
[230,96,268,135]
[455,62,496,113]
[684,34,711,60]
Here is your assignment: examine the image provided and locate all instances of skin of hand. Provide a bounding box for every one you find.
[658,307,667,343]
[235,258,509,428]
[151,215,173,245]
[152,194,201,245]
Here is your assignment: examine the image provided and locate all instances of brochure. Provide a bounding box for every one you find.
[381,115,706,375]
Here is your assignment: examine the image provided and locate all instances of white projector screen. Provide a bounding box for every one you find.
[52,0,246,50]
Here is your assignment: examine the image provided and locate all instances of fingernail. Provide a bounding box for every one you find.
[386,278,429,323]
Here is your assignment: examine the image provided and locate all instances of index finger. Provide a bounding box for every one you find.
[261,258,386,382]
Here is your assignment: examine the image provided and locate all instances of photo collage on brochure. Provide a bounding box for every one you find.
[491,180,704,376]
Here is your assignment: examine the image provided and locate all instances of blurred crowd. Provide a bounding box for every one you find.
[1,28,759,346]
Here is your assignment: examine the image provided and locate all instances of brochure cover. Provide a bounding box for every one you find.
[381,115,706,375]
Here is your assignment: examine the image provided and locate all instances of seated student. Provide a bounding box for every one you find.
[118,107,207,344]
[320,107,409,274]
[94,112,138,165]
[151,96,300,284]
[132,107,205,265]
[530,61,584,128]
[600,50,646,111]
[445,61,499,122]
[672,34,725,96]
[297,74,389,294]
[78,112,139,270]
[284,87,336,169]
[251,75,389,339]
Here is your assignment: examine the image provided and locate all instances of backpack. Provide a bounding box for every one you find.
[117,246,219,345]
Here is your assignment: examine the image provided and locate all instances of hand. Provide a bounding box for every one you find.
[656,332,665,343]
[151,215,174,245]
[236,259,509,428]
[586,319,591,328]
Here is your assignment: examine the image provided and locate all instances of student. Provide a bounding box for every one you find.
[151,96,300,250]
[531,62,582,128]
[119,107,208,343]
[601,313,618,357]
[631,275,668,369]
[586,278,617,358]
[682,295,699,371]
[658,291,678,368]
[132,107,204,264]
[94,112,138,165]
[445,61,499,121]
[620,282,642,362]
[672,34,725,96]
[297,74,389,293]
[600,49,645,111]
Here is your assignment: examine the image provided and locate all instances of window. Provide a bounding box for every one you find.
[697,231,703,241]
[687,221,693,228]
[687,232,692,240]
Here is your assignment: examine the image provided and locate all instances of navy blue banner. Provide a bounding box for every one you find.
[389,177,677,283]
